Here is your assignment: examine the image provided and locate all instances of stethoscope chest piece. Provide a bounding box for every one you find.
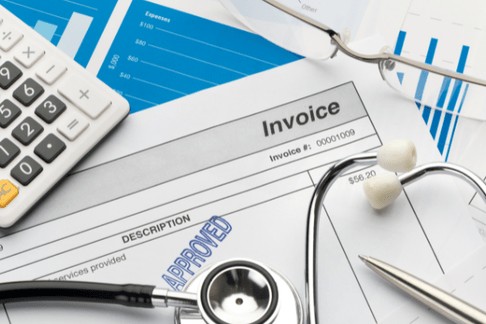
[175,259,303,324]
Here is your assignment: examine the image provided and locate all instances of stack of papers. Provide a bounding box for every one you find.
[0,0,485,323]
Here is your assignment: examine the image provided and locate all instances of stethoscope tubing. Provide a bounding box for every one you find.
[305,152,377,324]
[0,281,154,307]
[0,281,198,309]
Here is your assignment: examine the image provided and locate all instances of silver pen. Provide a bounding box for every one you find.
[359,255,486,324]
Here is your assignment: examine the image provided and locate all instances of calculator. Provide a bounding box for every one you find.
[0,6,130,227]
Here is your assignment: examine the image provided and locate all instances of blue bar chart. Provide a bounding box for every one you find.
[0,0,117,67]
[97,1,302,113]
[393,30,470,160]
[391,0,486,160]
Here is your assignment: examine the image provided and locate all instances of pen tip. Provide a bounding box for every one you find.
[358,255,369,263]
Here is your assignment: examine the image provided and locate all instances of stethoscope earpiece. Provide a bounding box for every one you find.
[377,139,417,172]
[363,173,403,209]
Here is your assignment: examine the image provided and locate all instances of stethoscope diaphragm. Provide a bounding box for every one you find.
[175,259,303,324]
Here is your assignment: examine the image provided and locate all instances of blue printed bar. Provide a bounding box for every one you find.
[415,38,437,123]
[394,31,407,55]
[438,45,470,154]
[34,20,57,41]
[445,83,469,160]
[429,77,451,138]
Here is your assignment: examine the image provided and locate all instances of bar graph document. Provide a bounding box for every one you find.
[390,0,486,160]
[97,0,301,113]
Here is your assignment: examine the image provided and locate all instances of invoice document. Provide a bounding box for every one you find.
[0,3,483,324]
[0,53,481,324]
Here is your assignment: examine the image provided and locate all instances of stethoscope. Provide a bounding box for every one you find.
[2,140,486,324]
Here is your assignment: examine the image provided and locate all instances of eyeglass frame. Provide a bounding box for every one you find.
[263,0,486,90]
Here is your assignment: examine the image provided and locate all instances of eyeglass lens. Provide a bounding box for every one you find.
[381,59,486,121]
[218,0,336,59]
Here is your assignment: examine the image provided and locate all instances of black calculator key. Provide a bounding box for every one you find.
[11,156,43,186]
[0,61,22,89]
[0,138,20,168]
[12,116,44,145]
[0,99,21,128]
[35,95,66,124]
[13,78,44,106]
[34,133,65,163]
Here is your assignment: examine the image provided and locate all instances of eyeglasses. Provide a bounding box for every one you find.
[219,0,486,121]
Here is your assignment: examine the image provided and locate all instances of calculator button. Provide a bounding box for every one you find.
[14,43,45,68]
[12,116,44,145]
[0,179,18,208]
[0,61,22,89]
[0,24,23,51]
[0,99,21,128]
[0,138,20,168]
[34,134,66,163]
[11,156,43,186]
[36,60,67,85]
[35,95,66,124]
[57,112,89,141]
[58,75,112,119]
[13,78,44,106]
